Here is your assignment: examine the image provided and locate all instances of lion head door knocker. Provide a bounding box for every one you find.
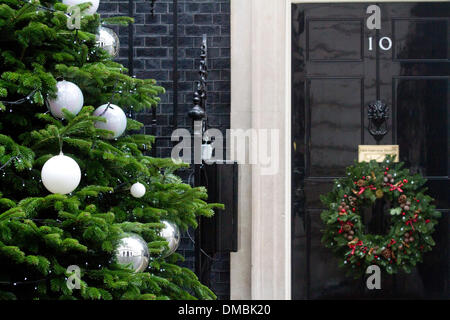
[368,100,389,143]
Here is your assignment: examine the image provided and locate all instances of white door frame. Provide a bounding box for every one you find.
[230,0,447,300]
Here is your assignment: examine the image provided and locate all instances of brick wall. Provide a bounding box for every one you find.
[98,0,231,300]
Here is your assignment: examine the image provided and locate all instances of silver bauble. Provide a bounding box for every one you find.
[95,26,120,57]
[115,233,149,272]
[160,220,181,258]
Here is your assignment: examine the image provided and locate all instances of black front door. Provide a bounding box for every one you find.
[292,2,449,299]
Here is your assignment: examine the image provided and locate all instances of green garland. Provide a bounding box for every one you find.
[320,156,441,278]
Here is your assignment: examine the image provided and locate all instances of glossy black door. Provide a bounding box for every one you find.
[292,2,449,299]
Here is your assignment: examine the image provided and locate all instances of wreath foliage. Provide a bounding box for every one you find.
[320,156,441,278]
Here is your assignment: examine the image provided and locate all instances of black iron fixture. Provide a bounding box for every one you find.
[188,34,208,122]
[368,100,389,144]
[150,0,157,15]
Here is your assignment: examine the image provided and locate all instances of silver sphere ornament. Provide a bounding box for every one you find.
[41,153,81,194]
[115,233,149,272]
[95,27,120,57]
[93,104,127,139]
[130,182,146,198]
[160,220,181,258]
[47,80,84,119]
[62,0,99,15]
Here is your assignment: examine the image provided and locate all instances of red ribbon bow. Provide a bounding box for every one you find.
[389,183,404,193]
[406,213,418,231]
[357,185,377,195]
[348,240,363,255]
[388,239,396,247]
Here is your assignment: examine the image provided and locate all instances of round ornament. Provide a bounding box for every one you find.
[115,233,149,272]
[130,182,146,198]
[95,27,120,57]
[93,104,127,139]
[159,220,181,258]
[320,156,441,278]
[62,0,100,15]
[41,153,81,194]
[47,80,84,119]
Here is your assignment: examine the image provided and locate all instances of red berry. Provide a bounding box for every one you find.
[384,171,388,175]
[417,199,420,203]
[352,208,355,212]
[344,195,347,198]
[403,179,408,183]
[386,167,389,171]
[402,212,405,216]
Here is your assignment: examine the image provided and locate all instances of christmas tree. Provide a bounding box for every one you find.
[0,0,220,300]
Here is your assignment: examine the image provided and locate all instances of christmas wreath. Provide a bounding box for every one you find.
[320,156,441,278]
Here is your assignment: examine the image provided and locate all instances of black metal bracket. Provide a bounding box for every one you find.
[368,100,389,143]
[188,34,208,123]
[150,0,157,15]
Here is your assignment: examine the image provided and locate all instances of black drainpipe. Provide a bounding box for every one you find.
[172,0,178,132]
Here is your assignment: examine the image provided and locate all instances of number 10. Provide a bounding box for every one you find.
[368,36,392,51]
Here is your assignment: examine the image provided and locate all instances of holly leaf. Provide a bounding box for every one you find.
[424,236,435,246]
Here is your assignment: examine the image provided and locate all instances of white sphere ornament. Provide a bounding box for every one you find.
[93,104,127,139]
[160,220,181,258]
[41,153,81,195]
[130,182,146,198]
[115,233,149,273]
[47,80,84,119]
[62,0,100,15]
[95,27,120,57]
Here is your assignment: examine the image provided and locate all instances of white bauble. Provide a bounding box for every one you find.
[63,0,100,15]
[160,220,181,258]
[130,182,146,198]
[41,153,81,195]
[47,80,84,119]
[96,27,120,57]
[93,104,127,139]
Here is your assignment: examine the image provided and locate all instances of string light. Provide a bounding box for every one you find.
[0,89,37,106]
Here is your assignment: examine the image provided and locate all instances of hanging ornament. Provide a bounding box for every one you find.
[115,233,149,272]
[95,26,120,57]
[47,80,84,119]
[41,153,81,194]
[62,0,100,15]
[130,182,146,198]
[159,220,181,258]
[93,104,127,139]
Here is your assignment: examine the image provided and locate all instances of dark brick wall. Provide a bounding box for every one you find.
[98,0,231,300]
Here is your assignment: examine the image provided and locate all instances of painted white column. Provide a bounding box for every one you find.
[230,0,253,301]
[230,0,291,300]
